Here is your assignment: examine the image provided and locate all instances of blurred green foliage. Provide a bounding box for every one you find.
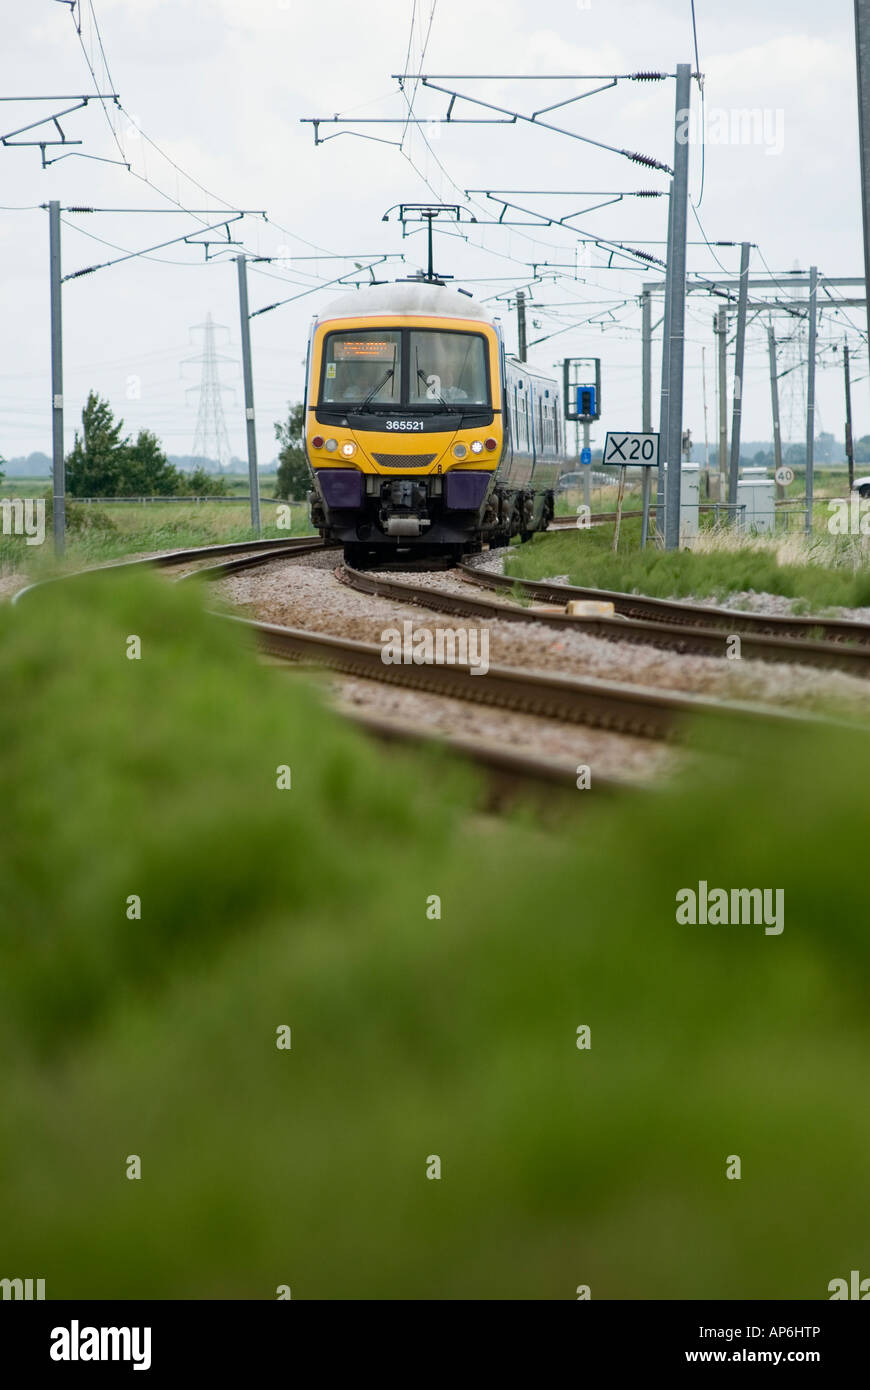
[1,571,869,1299]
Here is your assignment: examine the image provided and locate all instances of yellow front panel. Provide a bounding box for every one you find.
[306,315,503,476]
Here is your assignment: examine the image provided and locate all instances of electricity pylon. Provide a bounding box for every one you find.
[184,313,235,472]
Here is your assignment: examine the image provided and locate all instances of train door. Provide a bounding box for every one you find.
[499,341,513,476]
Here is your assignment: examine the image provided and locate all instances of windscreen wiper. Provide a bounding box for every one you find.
[358,367,394,413]
[416,367,452,412]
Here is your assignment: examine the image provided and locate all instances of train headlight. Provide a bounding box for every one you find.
[311,435,324,449]
[341,441,356,458]
[325,438,338,452]
[452,443,467,458]
[470,440,484,454]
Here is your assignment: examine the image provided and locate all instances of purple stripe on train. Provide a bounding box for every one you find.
[318,469,364,508]
[444,471,490,510]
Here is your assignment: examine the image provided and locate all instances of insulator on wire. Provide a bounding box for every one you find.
[67,207,95,213]
[634,190,662,197]
[626,247,666,267]
[631,71,666,81]
[625,150,671,173]
[68,266,97,279]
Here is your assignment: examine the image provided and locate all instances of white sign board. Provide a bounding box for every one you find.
[774,465,794,486]
[603,432,659,467]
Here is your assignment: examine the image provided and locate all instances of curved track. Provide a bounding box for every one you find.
[11,535,329,605]
[459,563,870,650]
[340,562,870,680]
[10,534,622,807]
[14,516,866,803]
[236,610,850,743]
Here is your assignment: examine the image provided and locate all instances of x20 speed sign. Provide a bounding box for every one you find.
[603,432,660,467]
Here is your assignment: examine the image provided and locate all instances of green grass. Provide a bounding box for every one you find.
[507,515,870,612]
[0,491,315,576]
[2,570,870,1298]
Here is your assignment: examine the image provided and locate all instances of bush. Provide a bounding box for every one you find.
[2,573,870,1297]
[184,466,228,497]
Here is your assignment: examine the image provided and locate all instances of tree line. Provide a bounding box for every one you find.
[60,392,311,501]
[66,393,229,497]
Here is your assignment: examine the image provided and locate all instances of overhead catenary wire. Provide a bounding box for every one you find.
[399,1,438,150]
[379,16,682,275]
[43,1,851,460]
[63,0,350,271]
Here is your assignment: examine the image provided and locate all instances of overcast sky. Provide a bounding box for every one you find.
[1,0,867,466]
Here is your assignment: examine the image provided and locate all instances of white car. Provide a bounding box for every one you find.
[852,475,870,499]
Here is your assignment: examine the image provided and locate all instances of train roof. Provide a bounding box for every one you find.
[505,355,561,386]
[317,279,495,324]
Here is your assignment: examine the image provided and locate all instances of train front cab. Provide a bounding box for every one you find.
[305,313,504,554]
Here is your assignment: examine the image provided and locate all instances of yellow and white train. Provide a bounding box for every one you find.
[304,278,568,562]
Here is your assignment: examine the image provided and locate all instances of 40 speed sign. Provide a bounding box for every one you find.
[603,432,659,466]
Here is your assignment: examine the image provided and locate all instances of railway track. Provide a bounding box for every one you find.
[233,610,852,744]
[9,534,638,806]
[15,521,867,804]
[11,534,328,604]
[340,562,870,680]
[173,537,335,581]
[334,708,635,810]
[459,564,870,651]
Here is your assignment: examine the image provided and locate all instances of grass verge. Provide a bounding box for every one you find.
[0,496,316,577]
[506,516,870,613]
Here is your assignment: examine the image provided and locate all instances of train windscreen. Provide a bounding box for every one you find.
[409,330,488,407]
[321,331,401,405]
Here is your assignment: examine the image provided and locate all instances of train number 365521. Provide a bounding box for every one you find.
[385,419,425,431]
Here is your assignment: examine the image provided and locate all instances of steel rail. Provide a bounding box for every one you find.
[458,564,870,650]
[336,707,636,807]
[224,612,853,744]
[174,539,334,581]
[337,563,870,679]
[11,535,327,604]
